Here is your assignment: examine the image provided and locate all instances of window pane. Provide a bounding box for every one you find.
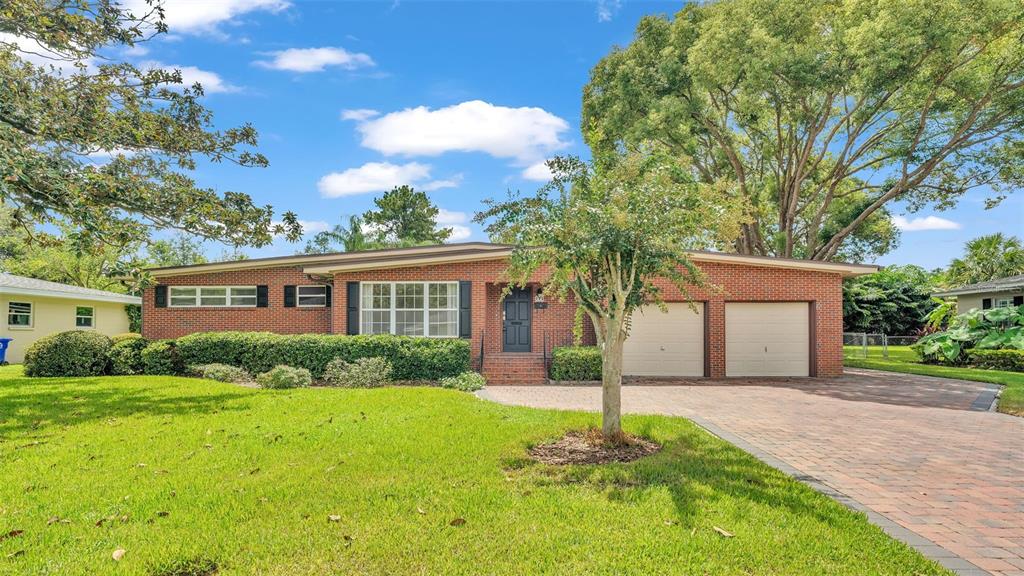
[8,302,31,326]
[429,283,458,310]
[170,287,196,307]
[200,295,227,306]
[170,296,196,307]
[228,287,257,306]
[363,283,391,309]
[76,306,92,316]
[76,316,93,327]
[298,285,327,306]
[395,310,424,336]
[170,287,196,297]
[231,287,256,296]
[395,283,424,309]
[361,310,391,334]
[429,310,458,337]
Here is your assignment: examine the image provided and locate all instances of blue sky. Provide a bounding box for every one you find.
[105,0,1022,269]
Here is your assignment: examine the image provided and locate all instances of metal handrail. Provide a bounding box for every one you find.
[477,330,485,372]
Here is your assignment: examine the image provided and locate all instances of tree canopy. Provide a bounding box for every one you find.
[583,0,1024,261]
[0,0,301,248]
[945,233,1024,286]
[362,185,452,247]
[843,265,937,335]
[304,215,380,254]
[477,153,743,437]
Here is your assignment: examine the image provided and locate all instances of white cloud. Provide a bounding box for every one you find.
[521,160,553,181]
[436,208,469,225]
[353,100,570,164]
[340,108,380,121]
[139,60,240,94]
[317,162,458,198]
[254,47,374,73]
[83,148,137,165]
[119,0,290,37]
[891,215,962,232]
[421,174,463,191]
[596,0,622,22]
[298,220,330,234]
[447,225,472,241]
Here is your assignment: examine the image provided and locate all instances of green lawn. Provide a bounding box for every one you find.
[844,345,1024,416]
[0,365,947,575]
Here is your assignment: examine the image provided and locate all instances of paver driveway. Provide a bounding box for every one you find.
[480,369,1024,576]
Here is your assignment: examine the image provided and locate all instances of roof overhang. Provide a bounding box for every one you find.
[0,286,142,305]
[144,242,877,279]
[933,285,1024,298]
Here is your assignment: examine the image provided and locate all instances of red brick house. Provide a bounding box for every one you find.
[141,242,876,384]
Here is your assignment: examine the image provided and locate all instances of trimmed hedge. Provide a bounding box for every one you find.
[108,334,148,375]
[549,346,602,381]
[175,332,470,380]
[970,349,1024,372]
[141,340,183,375]
[323,357,392,388]
[24,331,112,377]
[189,363,251,384]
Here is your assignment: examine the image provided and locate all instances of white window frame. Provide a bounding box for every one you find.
[360,281,459,338]
[995,298,1012,308]
[75,305,95,328]
[168,286,258,308]
[7,301,33,329]
[297,285,328,308]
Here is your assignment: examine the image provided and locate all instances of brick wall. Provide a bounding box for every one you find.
[141,267,331,339]
[143,257,844,377]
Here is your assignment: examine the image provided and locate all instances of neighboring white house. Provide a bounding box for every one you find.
[933,274,1024,312]
[0,273,142,364]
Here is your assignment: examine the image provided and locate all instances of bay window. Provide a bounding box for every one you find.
[361,282,459,337]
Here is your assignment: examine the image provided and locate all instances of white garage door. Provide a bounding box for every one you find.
[623,303,704,377]
[725,302,809,377]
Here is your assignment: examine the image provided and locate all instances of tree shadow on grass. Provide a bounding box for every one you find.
[517,426,849,530]
[0,377,253,439]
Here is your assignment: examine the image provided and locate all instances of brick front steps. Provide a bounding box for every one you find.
[482,353,547,385]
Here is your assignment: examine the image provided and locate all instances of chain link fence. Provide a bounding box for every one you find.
[843,333,920,359]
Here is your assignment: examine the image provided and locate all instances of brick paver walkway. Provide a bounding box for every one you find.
[481,369,1024,576]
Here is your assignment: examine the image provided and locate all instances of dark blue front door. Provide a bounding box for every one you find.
[503,287,532,352]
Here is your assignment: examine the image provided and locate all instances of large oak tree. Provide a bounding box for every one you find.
[583,0,1024,261]
[1,0,300,249]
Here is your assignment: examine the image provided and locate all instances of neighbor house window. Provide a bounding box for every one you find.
[297,285,328,307]
[169,286,257,308]
[360,282,459,337]
[7,301,32,328]
[995,298,1012,308]
[75,306,95,328]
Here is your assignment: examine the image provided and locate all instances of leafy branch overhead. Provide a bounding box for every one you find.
[583,0,1024,261]
[0,0,302,247]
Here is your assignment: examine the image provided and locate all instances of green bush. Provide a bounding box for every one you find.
[322,357,392,388]
[913,305,1024,364]
[256,365,311,389]
[439,371,486,392]
[111,332,143,344]
[549,346,602,381]
[173,332,470,380]
[969,349,1024,372]
[189,363,251,384]
[24,331,112,377]
[141,340,183,375]
[107,335,149,375]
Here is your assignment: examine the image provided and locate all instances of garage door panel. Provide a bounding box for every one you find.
[624,303,704,377]
[726,302,809,377]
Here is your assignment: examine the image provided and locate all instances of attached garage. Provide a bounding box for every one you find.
[725,302,810,377]
[624,303,705,377]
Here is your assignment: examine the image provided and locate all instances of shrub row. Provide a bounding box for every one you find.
[969,349,1024,372]
[174,332,470,380]
[549,346,602,381]
[24,330,471,381]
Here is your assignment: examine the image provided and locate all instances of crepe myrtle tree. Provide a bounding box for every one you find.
[477,152,743,439]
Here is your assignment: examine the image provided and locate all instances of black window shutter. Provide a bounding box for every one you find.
[283,285,296,307]
[346,282,360,335]
[459,281,472,339]
[256,285,269,308]
[1014,296,1023,306]
[154,285,167,308]
[982,298,992,309]
[325,285,332,307]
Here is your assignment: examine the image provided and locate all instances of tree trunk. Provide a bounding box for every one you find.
[601,327,624,439]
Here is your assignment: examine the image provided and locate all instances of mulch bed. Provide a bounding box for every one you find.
[528,429,661,465]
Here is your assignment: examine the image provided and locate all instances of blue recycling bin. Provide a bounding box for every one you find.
[0,338,11,365]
